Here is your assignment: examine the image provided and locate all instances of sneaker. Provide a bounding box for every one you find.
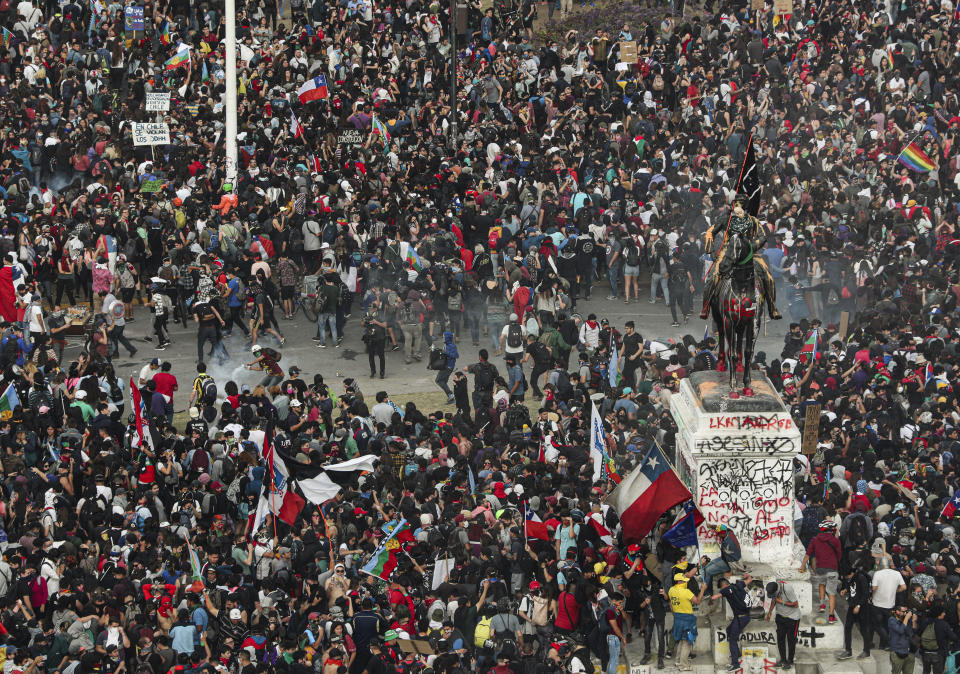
[818,603,826,613]
[828,614,837,623]
[391,344,400,351]
[648,299,656,303]
[837,651,853,660]
[312,336,323,341]
[380,373,385,379]
[656,661,664,670]
[446,397,455,404]
[337,338,343,346]
[671,321,680,327]
[317,343,327,348]
[155,345,167,351]
[856,652,871,660]
[606,295,618,300]
[782,664,793,671]
[727,666,739,672]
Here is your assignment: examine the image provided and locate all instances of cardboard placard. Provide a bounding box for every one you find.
[337,128,364,145]
[751,0,764,9]
[801,404,821,456]
[397,640,435,655]
[773,0,792,13]
[131,122,170,146]
[145,92,171,112]
[620,40,637,63]
[838,311,850,343]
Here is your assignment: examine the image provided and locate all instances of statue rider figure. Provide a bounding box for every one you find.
[699,196,782,321]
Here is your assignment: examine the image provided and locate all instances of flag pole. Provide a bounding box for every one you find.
[701,131,756,282]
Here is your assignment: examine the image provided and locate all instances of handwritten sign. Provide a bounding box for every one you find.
[751,0,764,9]
[131,122,170,146]
[773,0,792,13]
[620,40,637,64]
[145,92,171,112]
[140,179,163,193]
[337,128,364,145]
[801,404,821,456]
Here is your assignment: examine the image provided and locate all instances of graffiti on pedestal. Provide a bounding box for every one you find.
[696,458,793,546]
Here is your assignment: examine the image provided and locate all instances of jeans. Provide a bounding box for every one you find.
[605,635,621,674]
[436,367,453,397]
[197,326,225,364]
[703,557,729,593]
[466,311,481,343]
[775,615,799,664]
[650,272,670,304]
[317,312,338,345]
[607,263,621,297]
[643,615,665,659]
[727,615,750,668]
[487,320,504,351]
[109,324,137,356]
[864,605,892,651]
[920,651,944,674]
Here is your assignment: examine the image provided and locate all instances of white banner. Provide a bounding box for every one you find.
[131,122,170,146]
[145,92,171,111]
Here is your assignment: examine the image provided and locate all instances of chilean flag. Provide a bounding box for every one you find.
[587,511,613,546]
[524,502,549,540]
[297,74,329,104]
[942,493,960,519]
[606,442,691,543]
[289,109,304,139]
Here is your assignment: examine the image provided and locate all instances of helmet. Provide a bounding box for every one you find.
[819,520,837,530]
[252,344,262,354]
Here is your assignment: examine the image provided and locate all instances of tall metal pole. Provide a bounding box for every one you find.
[225,0,238,184]
[449,0,457,149]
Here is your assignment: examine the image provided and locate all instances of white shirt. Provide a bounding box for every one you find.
[871,568,905,609]
[27,303,43,333]
[139,364,158,386]
[500,323,527,354]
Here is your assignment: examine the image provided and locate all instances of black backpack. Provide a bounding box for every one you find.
[530,341,551,366]
[625,245,640,266]
[504,404,531,432]
[263,347,282,362]
[845,514,870,548]
[507,323,523,349]
[201,377,218,404]
[800,505,824,542]
[474,362,495,390]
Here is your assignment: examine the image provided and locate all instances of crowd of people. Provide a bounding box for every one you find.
[3,0,960,671]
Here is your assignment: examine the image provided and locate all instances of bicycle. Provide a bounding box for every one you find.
[290,279,319,322]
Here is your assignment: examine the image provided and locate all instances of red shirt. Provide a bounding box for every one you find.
[555,591,579,631]
[153,372,178,399]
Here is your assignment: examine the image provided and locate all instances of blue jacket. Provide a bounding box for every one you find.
[443,331,459,369]
[888,616,914,656]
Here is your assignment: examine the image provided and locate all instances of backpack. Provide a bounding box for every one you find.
[263,347,282,362]
[530,341,551,366]
[201,376,217,404]
[845,514,870,549]
[503,403,531,432]
[800,505,824,542]
[625,245,639,266]
[920,622,938,651]
[474,616,493,647]
[474,362,495,390]
[488,226,502,250]
[507,323,523,349]
[527,596,549,626]
[190,448,210,474]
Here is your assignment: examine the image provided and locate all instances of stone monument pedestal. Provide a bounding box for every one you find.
[670,370,801,566]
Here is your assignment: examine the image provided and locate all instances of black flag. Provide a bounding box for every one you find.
[736,135,761,217]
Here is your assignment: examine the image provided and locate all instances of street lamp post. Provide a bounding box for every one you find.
[224,0,238,184]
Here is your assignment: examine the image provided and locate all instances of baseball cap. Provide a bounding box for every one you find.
[384,630,398,641]
[229,609,241,619]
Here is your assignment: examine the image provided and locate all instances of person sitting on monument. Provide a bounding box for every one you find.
[700,195,782,321]
[702,525,742,597]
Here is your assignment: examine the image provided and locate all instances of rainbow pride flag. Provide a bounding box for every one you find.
[899,141,937,173]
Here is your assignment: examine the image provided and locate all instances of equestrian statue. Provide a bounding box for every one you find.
[698,195,781,397]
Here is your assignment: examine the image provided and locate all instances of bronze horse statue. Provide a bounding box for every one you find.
[709,230,763,398]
